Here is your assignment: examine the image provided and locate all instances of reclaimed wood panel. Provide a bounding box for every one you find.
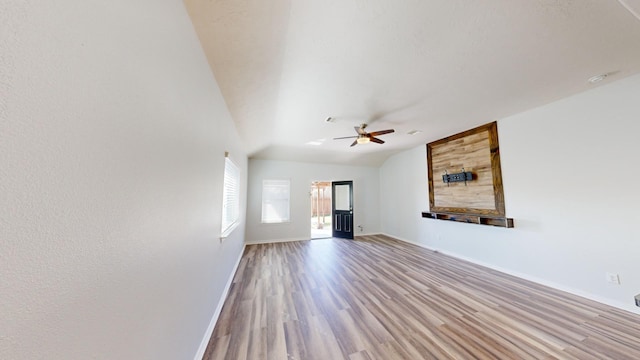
[202,236,640,360]
[427,121,506,216]
[431,130,494,209]
[421,212,514,228]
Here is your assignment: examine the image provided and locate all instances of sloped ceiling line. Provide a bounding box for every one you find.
[617,0,640,21]
[185,0,640,166]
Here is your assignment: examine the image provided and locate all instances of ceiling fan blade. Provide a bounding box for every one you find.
[368,129,395,137]
[350,139,358,147]
[333,136,359,140]
[370,136,385,144]
[355,126,367,135]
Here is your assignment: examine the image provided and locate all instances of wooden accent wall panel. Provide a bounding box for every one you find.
[427,122,505,216]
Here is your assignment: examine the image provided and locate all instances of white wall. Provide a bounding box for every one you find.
[0,1,247,359]
[380,73,640,314]
[246,159,380,243]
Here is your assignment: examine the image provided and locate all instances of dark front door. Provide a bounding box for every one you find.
[332,181,353,239]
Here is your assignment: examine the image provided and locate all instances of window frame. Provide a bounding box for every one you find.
[220,155,240,238]
[261,179,291,224]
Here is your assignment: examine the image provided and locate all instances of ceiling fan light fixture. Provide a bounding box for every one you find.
[333,123,394,147]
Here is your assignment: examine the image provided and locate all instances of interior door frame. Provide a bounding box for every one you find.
[331,180,354,239]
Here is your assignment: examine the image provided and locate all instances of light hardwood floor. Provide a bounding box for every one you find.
[203,235,640,359]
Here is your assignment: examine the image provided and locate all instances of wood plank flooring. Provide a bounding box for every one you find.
[202,235,640,359]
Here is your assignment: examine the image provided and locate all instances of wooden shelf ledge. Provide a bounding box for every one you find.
[421,212,514,228]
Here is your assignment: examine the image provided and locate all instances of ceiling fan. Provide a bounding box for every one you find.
[333,123,395,147]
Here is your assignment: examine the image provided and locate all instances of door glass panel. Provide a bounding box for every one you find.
[334,184,350,211]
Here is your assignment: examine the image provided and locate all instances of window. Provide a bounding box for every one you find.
[221,155,240,237]
[261,179,290,223]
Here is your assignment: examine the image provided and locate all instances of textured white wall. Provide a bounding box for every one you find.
[380,74,640,314]
[246,159,380,243]
[0,1,247,359]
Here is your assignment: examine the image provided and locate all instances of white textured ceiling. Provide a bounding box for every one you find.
[184,0,640,166]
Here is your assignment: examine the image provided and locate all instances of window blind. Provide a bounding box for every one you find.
[261,179,290,223]
[221,156,240,237]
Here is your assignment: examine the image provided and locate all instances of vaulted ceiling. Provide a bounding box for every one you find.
[184,0,640,166]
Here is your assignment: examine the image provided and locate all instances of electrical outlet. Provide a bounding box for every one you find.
[606,272,621,285]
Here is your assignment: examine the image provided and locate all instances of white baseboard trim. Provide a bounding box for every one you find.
[246,233,379,245]
[355,232,378,237]
[193,244,246,360]
[381,233,639,315]
[245,237,308,245]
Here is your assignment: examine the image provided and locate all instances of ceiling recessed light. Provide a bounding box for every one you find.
[325,117,335,123]
[588,74,608,84]
[305,139,325,146]
[407,130,422,135]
